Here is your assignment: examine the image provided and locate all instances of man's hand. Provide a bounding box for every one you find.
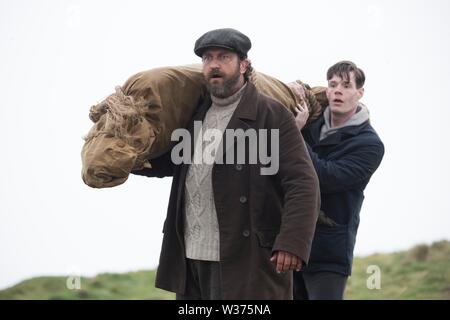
[294,101,309,130]
[287,81,306,101]
[288,82,309,130]
[270,250,303,273]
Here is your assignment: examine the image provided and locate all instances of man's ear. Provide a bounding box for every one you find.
[240,59,250,74]
[358,87,365,99]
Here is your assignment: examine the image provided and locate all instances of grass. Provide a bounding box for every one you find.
[1,240,449,300]
[0,270,175,300]
[345,240,450,299]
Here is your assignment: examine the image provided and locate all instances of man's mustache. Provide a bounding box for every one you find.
[207,70,225,80]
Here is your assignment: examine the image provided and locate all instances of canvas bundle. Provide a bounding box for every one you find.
[81,65,327,188]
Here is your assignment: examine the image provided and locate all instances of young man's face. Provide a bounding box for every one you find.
[201,48,247,98]
[326,71,364,116]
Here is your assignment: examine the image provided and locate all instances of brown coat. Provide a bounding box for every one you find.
[133,82,320,299]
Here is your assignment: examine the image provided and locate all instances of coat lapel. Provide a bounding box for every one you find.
[305,117,324,146]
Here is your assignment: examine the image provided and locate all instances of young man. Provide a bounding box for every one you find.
[291,61,384,300]
[132,28,320,299]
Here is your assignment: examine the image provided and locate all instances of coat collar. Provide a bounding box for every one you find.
[307,115,370,147]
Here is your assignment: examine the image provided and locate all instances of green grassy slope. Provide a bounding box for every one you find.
[346,240,450,299]
[0,270,175,300]
[1,240,449,300]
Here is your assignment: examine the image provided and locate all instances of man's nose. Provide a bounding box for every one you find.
[334,86,343,94]
[209,59,221,69]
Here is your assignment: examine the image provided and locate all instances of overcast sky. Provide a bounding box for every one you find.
[1,0,449,290]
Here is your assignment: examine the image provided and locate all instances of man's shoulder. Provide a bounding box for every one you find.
[341,122,385,159]
[253,87,292,120]
[358,122,384,146]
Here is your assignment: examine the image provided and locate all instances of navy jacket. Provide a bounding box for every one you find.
[301,115,384,275]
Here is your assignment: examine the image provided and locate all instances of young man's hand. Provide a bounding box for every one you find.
[288,81,309,130]
[287,81,306,101]
[294,101,309,130]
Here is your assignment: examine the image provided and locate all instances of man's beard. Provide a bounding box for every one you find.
[206,65,241,98]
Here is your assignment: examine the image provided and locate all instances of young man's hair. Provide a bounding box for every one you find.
[327,61,365,89]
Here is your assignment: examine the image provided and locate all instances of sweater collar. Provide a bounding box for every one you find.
[210,82,247,107]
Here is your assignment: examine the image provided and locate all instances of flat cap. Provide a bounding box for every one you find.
[194,28,252,58]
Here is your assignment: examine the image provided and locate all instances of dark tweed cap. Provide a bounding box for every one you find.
[194,28,252,58]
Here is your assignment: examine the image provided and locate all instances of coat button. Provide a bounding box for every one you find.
[242,229,250,237]
[235,164,243,171]
[239,196,247,204]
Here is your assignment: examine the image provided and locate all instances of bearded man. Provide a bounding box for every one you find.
[132,28,320,299]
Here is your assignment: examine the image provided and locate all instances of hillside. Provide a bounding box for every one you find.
[1,240,449,300]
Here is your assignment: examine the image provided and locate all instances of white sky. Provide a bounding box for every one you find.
[1,0,449,290]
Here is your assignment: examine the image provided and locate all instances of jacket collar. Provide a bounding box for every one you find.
[308,115,370,147]
[229,81,258,121]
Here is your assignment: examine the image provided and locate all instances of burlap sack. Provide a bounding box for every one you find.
[81,65,327,188]
[249,69,326,121]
